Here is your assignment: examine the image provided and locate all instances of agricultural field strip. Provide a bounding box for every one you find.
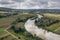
[54,27,60,32]
[44,14,60,31]
[0,33,9,38]
[4,26,20,40]
[44,14,60,19]
[0,13,29,40]
[0,13,60,40]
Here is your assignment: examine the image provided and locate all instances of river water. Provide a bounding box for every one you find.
[24,14,60,40]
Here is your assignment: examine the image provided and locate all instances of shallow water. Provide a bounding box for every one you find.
[24,14,60,40]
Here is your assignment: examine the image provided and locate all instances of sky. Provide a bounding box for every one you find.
[0,0,60,9]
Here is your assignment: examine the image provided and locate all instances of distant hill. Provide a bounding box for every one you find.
[0,7,60,13]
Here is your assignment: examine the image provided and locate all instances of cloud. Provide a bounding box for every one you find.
[0,0,60,9]
[0,0,14,4]
[19,0,48,9]
[48,0,60,9]
[12,0,25,2]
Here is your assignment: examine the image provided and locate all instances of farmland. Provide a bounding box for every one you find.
[0,11,60,40]
[43,13,60,34]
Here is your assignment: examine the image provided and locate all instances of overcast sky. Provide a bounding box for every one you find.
[0,0,60,9]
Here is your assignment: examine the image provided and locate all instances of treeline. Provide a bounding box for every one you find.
[10,16,36,33]
[0,12,18,18]
[10,15,43,40]
[11,25,43,40]
[35,17,60,28]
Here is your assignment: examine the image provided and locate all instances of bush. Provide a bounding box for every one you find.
[35,17,60,28]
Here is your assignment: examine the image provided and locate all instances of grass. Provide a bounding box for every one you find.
[46,22,60,31]
[0,35,17,40]
[18,13,37,19]
[0,13,37,25]
[0,16,16,24]
[0,13,20,28]
[0,28,7,36]
[0,13,19,40]
[54,27,60,34]
[0,11,8,13]
[7,13,43,40]
[1,13,60,40]
[44,13,60,34]
[44,13,60,20]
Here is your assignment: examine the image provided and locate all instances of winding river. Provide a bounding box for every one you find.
[24,14,60,40]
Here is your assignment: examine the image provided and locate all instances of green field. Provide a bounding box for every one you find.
[0,12,19,40]
[0,12,60,40]
[0,35,17,40]
[44,13,60,20]
[0,28,7,36]
[43,13,60,34]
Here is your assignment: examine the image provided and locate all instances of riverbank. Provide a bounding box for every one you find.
[25,14,60,40]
